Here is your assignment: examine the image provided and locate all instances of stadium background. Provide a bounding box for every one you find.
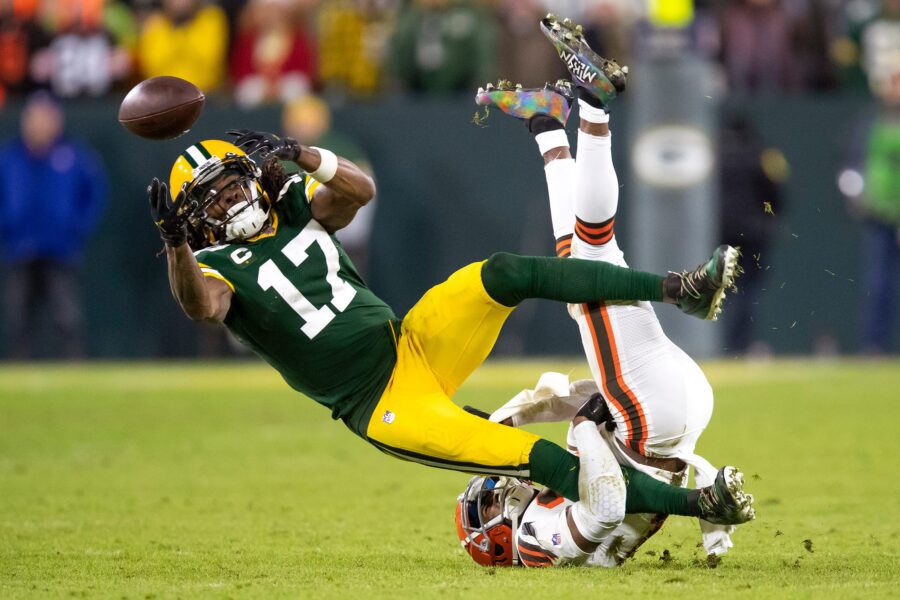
[0,0,897,359]
[0,94,879,357]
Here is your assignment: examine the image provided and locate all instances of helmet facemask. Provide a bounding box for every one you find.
[455,476,536,567]
[179,153,270,244]
[204,174,270,242]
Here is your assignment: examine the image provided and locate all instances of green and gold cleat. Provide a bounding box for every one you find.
[664,245,741,321]
[475,79,574,126]
[540,13,628,110]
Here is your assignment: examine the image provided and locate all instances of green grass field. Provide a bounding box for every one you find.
[1,360,898,598]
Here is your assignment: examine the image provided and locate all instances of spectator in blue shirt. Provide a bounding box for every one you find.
[0,92,107,359]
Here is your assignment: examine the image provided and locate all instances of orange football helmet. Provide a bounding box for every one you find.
[455,476,536,567]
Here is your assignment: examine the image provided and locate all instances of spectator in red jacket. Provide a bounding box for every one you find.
[230,0,317,108]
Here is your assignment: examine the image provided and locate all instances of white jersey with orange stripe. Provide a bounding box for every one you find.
[514,490,586,568]
[514,490,668,569]
[528,114,733,561]
[569,236,714,462]
[491,373,736,561]
[539,122,715,461]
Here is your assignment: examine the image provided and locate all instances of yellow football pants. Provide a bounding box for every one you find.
[366,261,541,476]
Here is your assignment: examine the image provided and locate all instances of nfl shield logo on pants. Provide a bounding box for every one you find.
[382,410,395,424]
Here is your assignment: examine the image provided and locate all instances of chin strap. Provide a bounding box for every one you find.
[223,182,269,241]
[511,512,520,566]
[505,484,536,567]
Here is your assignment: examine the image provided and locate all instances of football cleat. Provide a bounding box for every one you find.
[664,245,741,320]
[540,13,628,110]
[697,466,756,525]
[475,79,574,126]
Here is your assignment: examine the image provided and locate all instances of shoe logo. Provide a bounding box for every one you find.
[382,410,395,424]
[560,51,597,84]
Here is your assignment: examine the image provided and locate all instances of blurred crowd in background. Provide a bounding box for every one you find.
[1,0,899,359]
[0,0,898,103]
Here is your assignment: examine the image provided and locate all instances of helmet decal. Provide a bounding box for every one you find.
[182,143,213,169]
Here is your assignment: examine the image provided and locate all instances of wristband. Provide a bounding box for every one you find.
[309,147,338,183]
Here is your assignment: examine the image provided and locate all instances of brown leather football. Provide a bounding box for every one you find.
[118,76,205,140]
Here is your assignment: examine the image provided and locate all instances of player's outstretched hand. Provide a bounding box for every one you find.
[575,393,616,431]
[148,177,187,247]
[227,129,300,162]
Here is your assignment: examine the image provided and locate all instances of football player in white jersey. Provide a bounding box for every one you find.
[466,14,744,564]
[455,395,755,568]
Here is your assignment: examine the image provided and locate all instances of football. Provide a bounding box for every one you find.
[118,76,205,140]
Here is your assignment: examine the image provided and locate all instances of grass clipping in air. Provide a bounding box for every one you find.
[472,105,490,128]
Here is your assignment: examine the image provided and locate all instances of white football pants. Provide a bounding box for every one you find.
[539,124,714,462]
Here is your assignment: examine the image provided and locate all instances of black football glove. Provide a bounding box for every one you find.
[227,129,301,161]
[148,177,187,246]
[575,393,616,431]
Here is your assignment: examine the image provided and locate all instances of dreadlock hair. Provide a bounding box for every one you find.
[259,155,289,202]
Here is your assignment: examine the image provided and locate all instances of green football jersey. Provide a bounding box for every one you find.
[194,174,399,436]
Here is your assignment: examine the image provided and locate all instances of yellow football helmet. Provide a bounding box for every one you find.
[169,140,270,247]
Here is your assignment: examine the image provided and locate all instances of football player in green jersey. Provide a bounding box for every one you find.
[146,129,739,503]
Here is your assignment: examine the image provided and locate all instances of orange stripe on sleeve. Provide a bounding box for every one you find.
[519,556,552,568]
[537,495,565,508]
[517,545,553,567]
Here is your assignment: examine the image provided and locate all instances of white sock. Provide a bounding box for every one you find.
[575,129,617,226]
[572,127,622,259]
[543,157,576,245]
[578,99,610,124]
[535,129,570,156]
